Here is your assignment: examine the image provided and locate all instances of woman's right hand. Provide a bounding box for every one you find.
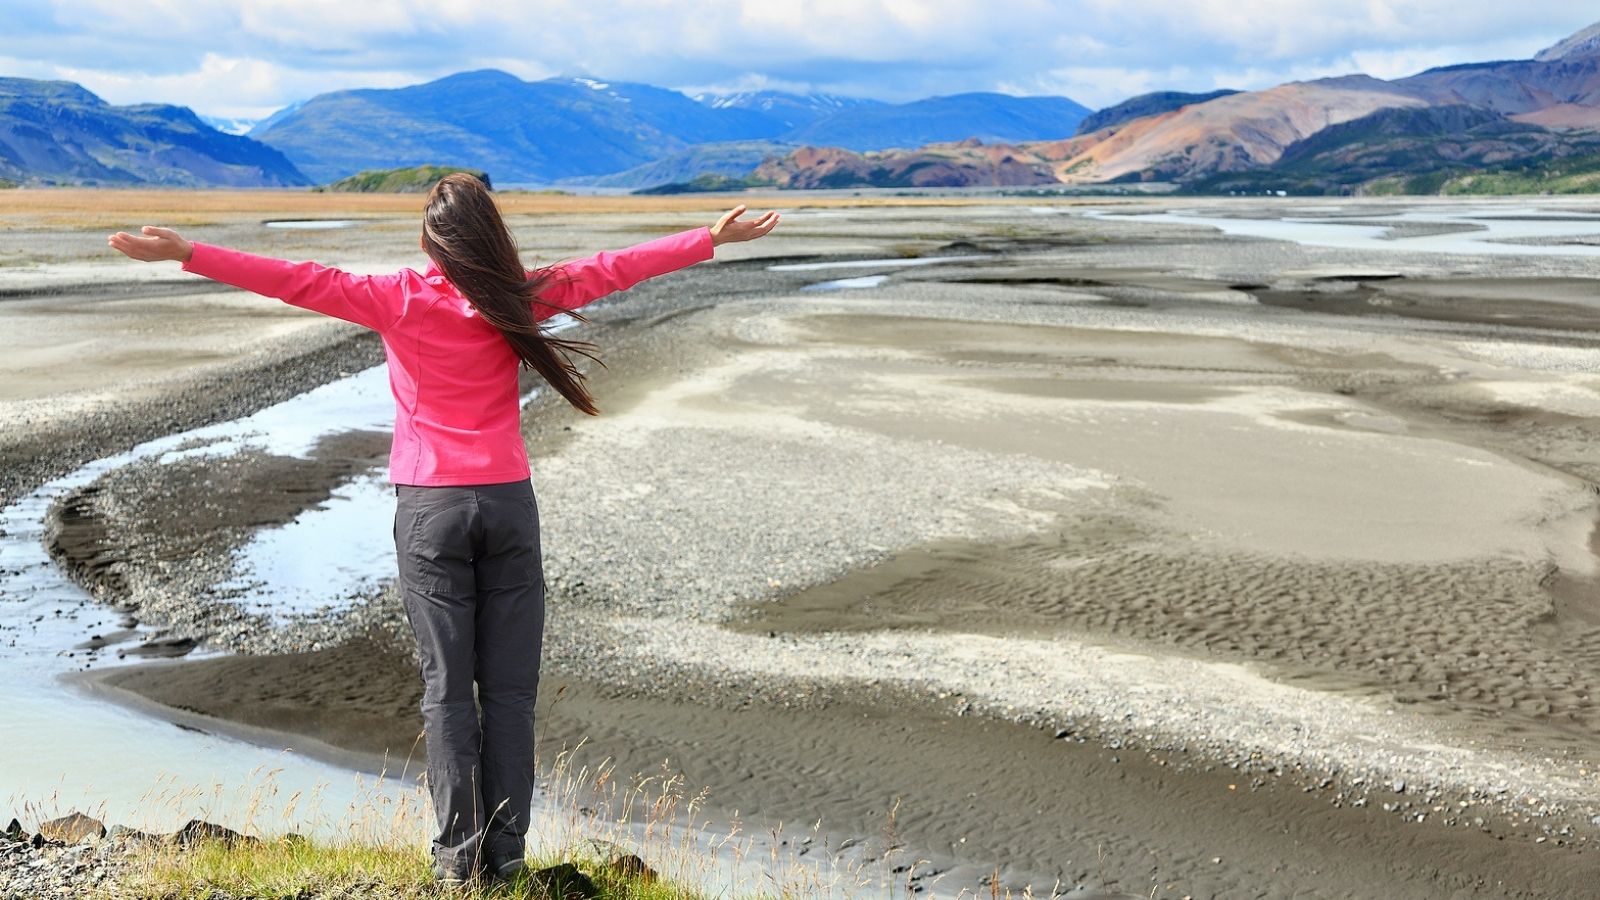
[108,226,194,263]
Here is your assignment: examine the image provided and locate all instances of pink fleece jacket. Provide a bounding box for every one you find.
[182,226,716,486]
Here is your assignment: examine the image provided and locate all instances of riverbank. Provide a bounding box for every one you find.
[9,194,1600,897]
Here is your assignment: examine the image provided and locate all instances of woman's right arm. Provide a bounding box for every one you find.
[108,226,403,333]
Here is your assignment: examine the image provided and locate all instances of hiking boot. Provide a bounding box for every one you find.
[489,851,526,881]
[431,860,480,888]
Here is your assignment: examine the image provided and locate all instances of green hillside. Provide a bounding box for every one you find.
[318,165,490,193]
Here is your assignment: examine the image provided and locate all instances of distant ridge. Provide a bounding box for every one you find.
[692,91,882,130]
[0,77,308,187]
[1536,20,1600,62]
[249,70,1090,185]
[1074,90,1241,136]
[558,141,796,190]
[781,92,1090,151]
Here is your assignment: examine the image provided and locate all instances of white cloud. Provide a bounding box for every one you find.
[1071,0,1577,61]
[996,59,1362,110]
[5,53,439,120]
[1343,36,1551,79]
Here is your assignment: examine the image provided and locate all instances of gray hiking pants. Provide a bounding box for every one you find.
[393,479,545,876]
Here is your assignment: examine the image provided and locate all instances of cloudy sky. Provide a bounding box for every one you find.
[0,1,1593,120]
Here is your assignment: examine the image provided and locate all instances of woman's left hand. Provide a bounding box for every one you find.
[709,205,779,246]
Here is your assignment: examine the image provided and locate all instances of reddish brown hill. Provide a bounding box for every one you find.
[1049,77,1428,182]
[752,139,1063,189]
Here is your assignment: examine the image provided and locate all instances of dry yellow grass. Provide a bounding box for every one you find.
[0,187,1092,230]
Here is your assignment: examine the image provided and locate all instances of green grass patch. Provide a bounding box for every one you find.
[108,833,717,900]
[632,173,777,195]
[1437,154,1600,195]
[317,165,493,194]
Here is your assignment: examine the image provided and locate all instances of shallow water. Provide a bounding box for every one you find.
[768,254,989,272]
[0,365,418,837]
[802,275,891,291]
[263,220,360,230]
[1085,206,1600,257]
[217,471,398,624]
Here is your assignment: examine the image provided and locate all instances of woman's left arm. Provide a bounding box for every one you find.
[533,205,779,320]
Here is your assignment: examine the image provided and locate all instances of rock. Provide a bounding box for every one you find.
[3,818,25,842]
[107,824,164,848]
[171,819,255,847]
[604,853,657,883]
[124,636,197,658]
[37,812,104,843]
[530,862,600,899]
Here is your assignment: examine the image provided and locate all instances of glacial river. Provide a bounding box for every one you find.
[6,204,1599,889]
[1083,204,1600,257]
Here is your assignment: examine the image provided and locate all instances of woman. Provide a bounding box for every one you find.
[107,174,779,886]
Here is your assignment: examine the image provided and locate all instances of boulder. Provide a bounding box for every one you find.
[604,852,658,883]
[171,819,256,847]
[37,812,105,843]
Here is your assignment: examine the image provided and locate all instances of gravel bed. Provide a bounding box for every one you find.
[1,831,137,899]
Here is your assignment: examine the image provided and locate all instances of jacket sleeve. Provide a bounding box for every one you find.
[530,226,715,321]
[182,242,405,333]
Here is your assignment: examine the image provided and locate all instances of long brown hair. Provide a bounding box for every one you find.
[421,172,602,415]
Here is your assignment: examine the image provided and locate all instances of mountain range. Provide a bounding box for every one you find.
[5,19,1600,194]
[752,19,1600,193]
[246,72,1090,184]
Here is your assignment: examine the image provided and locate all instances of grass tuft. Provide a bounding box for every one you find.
[107,833,711,899]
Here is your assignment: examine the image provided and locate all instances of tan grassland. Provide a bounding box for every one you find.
[0,187,1085,230]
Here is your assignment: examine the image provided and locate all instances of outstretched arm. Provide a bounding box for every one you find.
[533,204,779,320]
[107,226,402,333]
